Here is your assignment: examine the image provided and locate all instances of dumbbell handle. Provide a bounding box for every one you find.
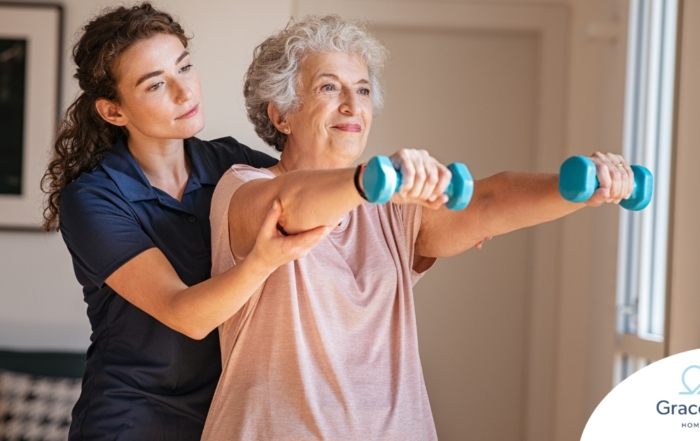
[361,156,474,210]
[558,155,653,211]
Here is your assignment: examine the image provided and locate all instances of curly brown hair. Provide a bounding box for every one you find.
[41,2,189,231]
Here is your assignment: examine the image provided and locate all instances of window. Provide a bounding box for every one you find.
[615,0,678,383]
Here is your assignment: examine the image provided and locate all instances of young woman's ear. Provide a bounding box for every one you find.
[267,102,290,134]
[95,99,128,127]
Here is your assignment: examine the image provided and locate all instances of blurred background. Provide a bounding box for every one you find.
[1,0,699,440]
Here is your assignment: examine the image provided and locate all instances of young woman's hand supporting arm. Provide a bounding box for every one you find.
[228,167,365,261]
[105,202,329,340]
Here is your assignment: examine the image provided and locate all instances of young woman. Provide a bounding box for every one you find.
[41,4,328,440]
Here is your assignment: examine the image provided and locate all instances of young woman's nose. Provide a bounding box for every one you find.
[173,79,193,103]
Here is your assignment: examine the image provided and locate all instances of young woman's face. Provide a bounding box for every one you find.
[111,33,205,143]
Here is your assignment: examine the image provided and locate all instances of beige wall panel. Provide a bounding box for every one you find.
[667,0,700,354]
[366,28,539,441]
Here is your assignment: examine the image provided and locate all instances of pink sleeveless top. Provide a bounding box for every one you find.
[202,165,438,440]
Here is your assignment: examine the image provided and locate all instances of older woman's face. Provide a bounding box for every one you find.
[284,52,373,164]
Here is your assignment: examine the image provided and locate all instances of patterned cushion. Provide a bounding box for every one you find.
[0,369,80,441]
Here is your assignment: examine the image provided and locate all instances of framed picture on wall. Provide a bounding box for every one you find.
[0,3,62,230]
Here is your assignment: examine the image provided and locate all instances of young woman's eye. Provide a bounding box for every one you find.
[148,82,164,91]
[180,64,192,73]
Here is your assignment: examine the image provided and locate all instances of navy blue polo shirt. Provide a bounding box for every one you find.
[60,136,276,441]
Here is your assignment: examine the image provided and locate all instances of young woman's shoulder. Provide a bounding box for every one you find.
[193,136,277,172]
[59,165,138,241]
[61,164,124,211]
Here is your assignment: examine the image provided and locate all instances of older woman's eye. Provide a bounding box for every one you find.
[321,84,336,92]
[359,88,371,96]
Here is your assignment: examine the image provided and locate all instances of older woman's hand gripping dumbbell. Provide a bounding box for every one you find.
[558,155,653,211]
[361,155,474,210]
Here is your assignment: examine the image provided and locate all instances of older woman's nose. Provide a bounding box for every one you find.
[339,90,362,115]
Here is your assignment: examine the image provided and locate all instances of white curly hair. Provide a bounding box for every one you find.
[243,15,389,152]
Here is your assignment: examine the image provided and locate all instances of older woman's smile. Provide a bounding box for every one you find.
[331,123,362,132]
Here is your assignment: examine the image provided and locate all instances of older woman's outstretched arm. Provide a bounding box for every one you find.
[415,152,635,258]
[228,167,363,259]
[227,150,451,260]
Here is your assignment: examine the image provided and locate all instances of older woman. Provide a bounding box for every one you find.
[201,16,634,440]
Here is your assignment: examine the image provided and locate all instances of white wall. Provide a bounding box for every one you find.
[0,0,295,350]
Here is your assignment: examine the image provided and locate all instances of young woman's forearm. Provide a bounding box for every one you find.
[164,254,275,340]
[108,202,330,340]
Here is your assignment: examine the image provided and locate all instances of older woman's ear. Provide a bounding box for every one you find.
[267,102,290,134]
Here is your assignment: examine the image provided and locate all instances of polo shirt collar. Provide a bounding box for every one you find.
[186,137,219,186]
[101,137,214,203]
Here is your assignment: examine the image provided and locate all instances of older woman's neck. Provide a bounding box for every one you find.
[276,149,356,172]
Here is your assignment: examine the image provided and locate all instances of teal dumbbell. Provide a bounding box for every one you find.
[558,155,653,211]
[361,155,474,210]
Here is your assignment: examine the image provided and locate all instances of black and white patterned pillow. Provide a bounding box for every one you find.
[0,369,80,441]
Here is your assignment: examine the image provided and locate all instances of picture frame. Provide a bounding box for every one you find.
[0,3,62,230]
